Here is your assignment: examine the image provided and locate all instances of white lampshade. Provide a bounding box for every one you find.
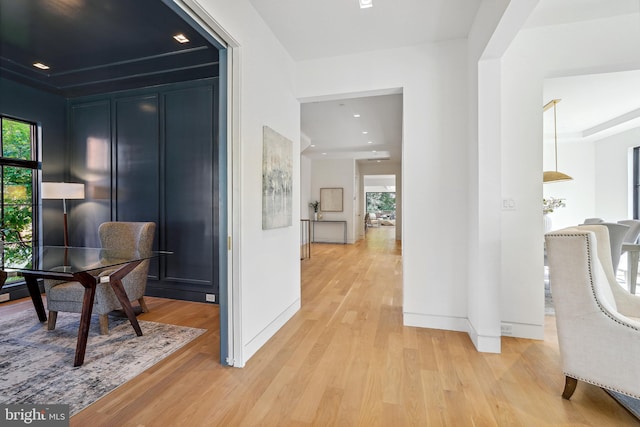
[42,182,85,200]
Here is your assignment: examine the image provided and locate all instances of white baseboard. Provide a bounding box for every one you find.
[241,298,301,366]
[404,312,502,353]
[404,312,469,332]
[501,321,544,340]
[467,320,501,353]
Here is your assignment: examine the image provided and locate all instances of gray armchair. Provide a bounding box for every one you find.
[45,222,156,334]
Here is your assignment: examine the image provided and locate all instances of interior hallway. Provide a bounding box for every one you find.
[2,227,637,425]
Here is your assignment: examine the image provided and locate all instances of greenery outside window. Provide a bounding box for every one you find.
[366,192,396,216]
[0,116,39,282]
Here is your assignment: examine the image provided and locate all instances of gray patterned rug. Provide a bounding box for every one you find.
[0,308,206,415]
[607,390,640,420]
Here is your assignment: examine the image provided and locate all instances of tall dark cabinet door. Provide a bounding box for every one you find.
[164,86,215,291]
[69,101,112,247]
[115,95,160,278]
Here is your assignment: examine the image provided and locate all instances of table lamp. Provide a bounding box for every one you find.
[42,182,85,247]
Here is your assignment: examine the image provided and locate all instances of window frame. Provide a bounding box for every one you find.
[0,114,41,287]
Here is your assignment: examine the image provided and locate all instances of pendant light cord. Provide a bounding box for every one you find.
[554,100,558,172]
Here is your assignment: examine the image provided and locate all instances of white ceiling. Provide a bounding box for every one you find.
[364,174,396,192]
[524,0,639,28]
[248,0,482,61]
[544,70,640,142]
[250,0,640,164]
[301,94,402,163]
[274,0,479,166]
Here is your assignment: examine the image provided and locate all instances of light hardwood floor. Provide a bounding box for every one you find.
[3,226,638,426]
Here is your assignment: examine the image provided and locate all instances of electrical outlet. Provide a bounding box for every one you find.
[0,293,10,303]
[501,323,513,335]
[502,198,516,210]
[205,294,216,303]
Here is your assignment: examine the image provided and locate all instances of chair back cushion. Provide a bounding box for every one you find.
[618,219,640,244]
[546,227,615,318]
[99,222,155,253]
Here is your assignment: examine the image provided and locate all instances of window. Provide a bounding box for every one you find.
[366,192,396,215]
[0,116,39,277]
[634,147,640,219]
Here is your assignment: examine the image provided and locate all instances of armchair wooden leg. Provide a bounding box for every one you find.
[562,376,578,400]
[99,314,110,335]
[138,297,149,313]
[47,311,58,330]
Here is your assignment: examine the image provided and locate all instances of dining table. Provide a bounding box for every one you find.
[0,244,171,366]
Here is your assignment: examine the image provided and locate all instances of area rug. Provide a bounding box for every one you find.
[607,390,640,420]
[0,309,206,415]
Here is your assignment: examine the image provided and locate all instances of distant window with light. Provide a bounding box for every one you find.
[366,192,396,214]
[635,147,640,219]
[0,116,39,274]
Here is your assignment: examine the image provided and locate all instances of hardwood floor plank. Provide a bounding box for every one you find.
[1,227,638,426]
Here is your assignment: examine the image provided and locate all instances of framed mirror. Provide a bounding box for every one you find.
[320,188,343,212]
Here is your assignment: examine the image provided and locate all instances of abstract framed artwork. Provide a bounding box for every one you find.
[262,126,293,229]
[320,187,343,212]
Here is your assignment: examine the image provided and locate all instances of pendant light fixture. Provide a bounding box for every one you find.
[543,99,573,183]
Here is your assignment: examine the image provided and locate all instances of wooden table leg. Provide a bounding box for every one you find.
[23,274,47,322]
[73,272,98,367]
[109,277,143,336]
[104,260,144,336]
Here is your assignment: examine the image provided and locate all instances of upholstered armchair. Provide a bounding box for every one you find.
[545,225,640,400]
[45,222,156,334]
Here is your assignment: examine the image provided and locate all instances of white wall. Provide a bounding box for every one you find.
[594,128,640,221]
[310,158,356,243]
[466,0,529,351]
[501,11,640,339]
[198,0,301,366]
[297,40,472,337]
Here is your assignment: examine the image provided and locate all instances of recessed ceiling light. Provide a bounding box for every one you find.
[33,62,50,70]
[173,34,190,43]
[322,152,327,155]
[362,131,368,134]
[359,0,373,9]
[353,114,360,118]
[372,150,377,153]
[311,144,316,147]
[367,141,373,144]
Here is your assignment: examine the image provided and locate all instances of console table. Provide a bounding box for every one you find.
[311,220,347,244]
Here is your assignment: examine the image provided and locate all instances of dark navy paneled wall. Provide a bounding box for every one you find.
[0,77,67,245]
[67,79,219,301]
[0,77,219,302]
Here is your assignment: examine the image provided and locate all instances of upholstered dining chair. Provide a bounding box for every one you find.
[618,219,640,245]
[579,222,628,274]
[45,221,156,335]
[545,225,640,400]
[582,217,604,224]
